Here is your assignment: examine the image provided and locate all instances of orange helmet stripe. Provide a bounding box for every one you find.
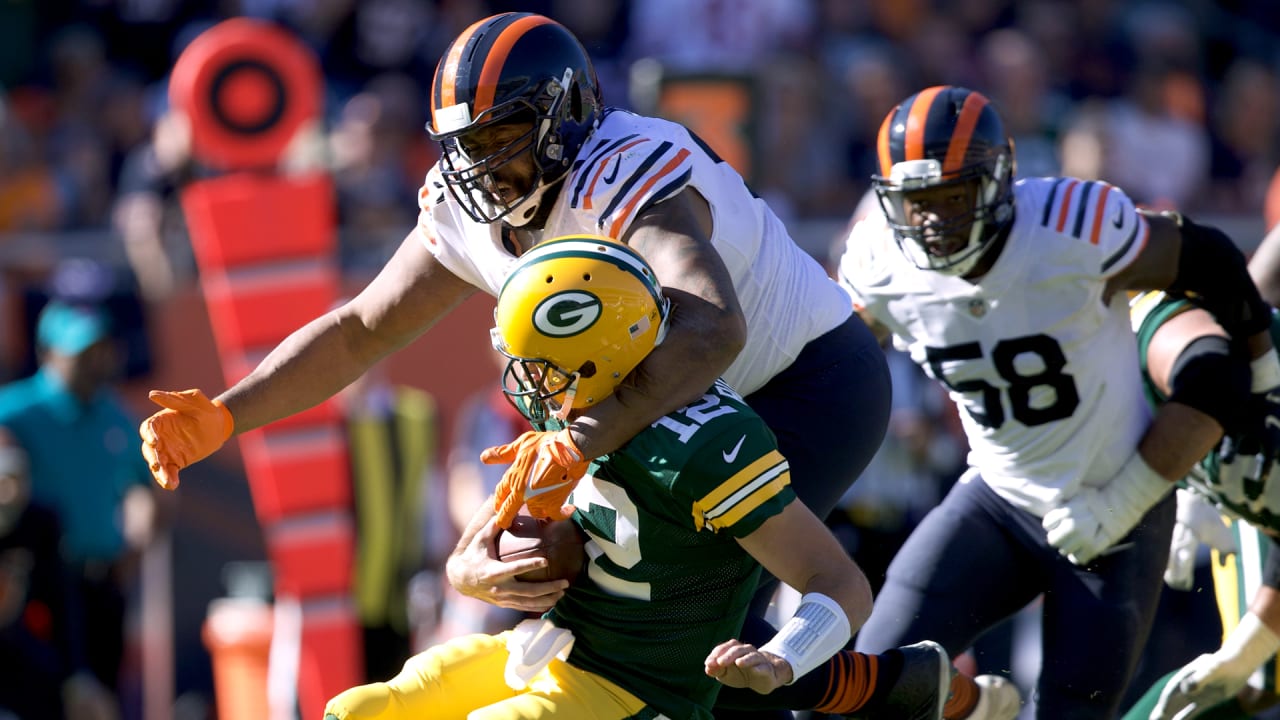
[436,16,488,112]
[474,14,553,115]
[942,91,989,174]
[903,85,944,162]
[876,110,894,176]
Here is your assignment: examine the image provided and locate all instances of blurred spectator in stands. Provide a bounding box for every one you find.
[0,93,62,233]
[976,27,1069,178]
[1092,58,1209,210]
[1011,0,1078,98]
[903,11,977,88]
[755,53,856,221]
[0,298,161,716]
[318,0,439,104]
[1205,58,1279,216]
[113,110,196,303]
[0,439,117,720]
[627,0,815,74]
[1058,99,1110,182]
[827,41,913,205]
[1091,4,1209,211]
[329,73,434,274]
[45,25,119,229]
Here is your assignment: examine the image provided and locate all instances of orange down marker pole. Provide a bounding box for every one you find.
[170,18,360,719]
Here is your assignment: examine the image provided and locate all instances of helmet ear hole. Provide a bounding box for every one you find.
[582,273,591,281]
[578,361,596,378]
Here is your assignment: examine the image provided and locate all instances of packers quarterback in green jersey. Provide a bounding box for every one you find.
[322,235,980,720]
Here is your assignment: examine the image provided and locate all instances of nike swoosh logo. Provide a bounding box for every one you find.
[1267,416,1280,432]
[1111,207,1124,229]
[602,156,621,184]
[722,435,747,463]
[525,480,575,500]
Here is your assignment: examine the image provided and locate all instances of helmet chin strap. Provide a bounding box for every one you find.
[552,378,579,421]
[506,173,567,228]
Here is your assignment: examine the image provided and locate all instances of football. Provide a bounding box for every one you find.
[496,510,588,583]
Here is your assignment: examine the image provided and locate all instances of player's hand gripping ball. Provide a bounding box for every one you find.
[496,509,588,583]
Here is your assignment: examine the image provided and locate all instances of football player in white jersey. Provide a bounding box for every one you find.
[838,85,1280,719]
[138,11,894,720]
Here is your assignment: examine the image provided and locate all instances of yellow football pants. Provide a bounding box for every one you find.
[323,631,656,719]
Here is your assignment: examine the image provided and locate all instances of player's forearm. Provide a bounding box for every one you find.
[1138,402,1224,481]
[569,288,745,456]
[217,311,389,433]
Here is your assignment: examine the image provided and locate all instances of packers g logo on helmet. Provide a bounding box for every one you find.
[533,291,602,337]
[493,235,669,422]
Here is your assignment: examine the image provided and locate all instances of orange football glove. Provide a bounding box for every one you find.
[483,428,588,529]
[139,389,234,491]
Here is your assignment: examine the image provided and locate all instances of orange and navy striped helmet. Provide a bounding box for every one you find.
[427,13,602,226]
[871,86,1015,276]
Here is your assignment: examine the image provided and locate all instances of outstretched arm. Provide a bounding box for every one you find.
[221,231,475,432]
[141,231,476,489]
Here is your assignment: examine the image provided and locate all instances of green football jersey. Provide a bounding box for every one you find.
[1132,291,1280,531]
[549,379,797,720]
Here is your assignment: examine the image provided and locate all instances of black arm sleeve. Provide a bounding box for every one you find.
[1165,214,1273,338]
[1167,334,1252,435]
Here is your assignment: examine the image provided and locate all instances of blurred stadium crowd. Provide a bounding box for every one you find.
[2,1,1280,273]
[2,1,1280,719]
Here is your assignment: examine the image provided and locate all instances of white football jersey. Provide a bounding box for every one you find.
[839,177,1153,517]
[417,108,850,395]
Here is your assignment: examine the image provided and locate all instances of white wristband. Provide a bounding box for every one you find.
[1220,612,1280,674]
[758,592,852,684]
[1251,348,1280,393]
[1107,451,1172,513]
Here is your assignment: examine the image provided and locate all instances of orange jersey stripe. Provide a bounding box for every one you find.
[904,86,944,161]
[1087,184,1114,245]
[1055,180,1079,233]
[942,92,988,174]
[608,148,692,238]
[582,139,647,210]
[436,17,487,112]
[474,15,552,115]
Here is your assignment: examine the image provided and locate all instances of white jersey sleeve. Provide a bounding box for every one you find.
[1029,178,1150,278]
[562,132,694,237]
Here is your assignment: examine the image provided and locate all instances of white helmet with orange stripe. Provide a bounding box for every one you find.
[426,12,603,228]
